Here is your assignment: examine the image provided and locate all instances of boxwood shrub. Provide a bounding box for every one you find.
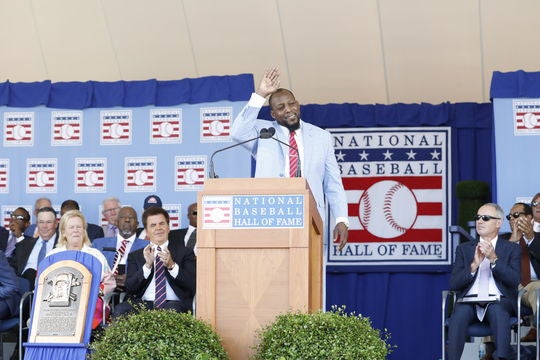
[90,306,229,360]
[252,306,394,360]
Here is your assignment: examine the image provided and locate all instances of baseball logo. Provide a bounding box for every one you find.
[523,112,538,129]
[359,180,418,238]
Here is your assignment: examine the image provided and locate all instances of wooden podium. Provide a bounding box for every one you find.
[196,178,323,360]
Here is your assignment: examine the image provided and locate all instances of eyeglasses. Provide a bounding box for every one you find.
[10,214,27,221]
[532,201,540,207]
[191,211,197,215]
[474,214,501,222]
[506,212,526,220]
[103,207,120,214]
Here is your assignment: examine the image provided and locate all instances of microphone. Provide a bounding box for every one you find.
[266,127,302,178]
[208,128,275,178]
[102,247,117,252]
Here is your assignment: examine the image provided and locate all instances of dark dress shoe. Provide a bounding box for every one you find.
[521,327,537,342]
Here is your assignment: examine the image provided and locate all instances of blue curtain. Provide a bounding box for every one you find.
[1,74,494,360]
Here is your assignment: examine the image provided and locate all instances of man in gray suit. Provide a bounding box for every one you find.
[231,67,348,250]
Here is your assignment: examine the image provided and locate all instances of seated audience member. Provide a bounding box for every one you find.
[447,203,520,360]
[60,199,104,241]
[48,210,115,329]
[93,206,147,291]
[113,206,195,316]
[136,194,163,240]
[169,202,198,251]
[10,206,59,290]
[0,249,21,320]
[102,197,121,238]
[24,197,52,238]
[3,207,32,257]
[499,202,540,342]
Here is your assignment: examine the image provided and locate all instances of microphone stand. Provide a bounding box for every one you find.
[208,128,274,178]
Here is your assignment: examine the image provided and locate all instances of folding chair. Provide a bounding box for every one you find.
[441,289,523,360]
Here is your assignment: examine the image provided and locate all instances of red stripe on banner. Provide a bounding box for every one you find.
[342,176,442,189]
[345,228,442,243]
[348,200,441,216]
[348,203,359,217]
[417,202,442,215]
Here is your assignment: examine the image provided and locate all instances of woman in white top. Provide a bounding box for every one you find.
[48,209,116,328]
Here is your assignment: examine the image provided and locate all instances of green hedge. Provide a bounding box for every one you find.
[252,306,394,360]
[90,306,229,360]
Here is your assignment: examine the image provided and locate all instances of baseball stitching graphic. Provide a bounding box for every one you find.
[359,180,418,238]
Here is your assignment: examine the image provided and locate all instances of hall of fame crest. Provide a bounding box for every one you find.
[75,158,106,193]
[150,109,182,144]
[513,100,540,136]
[51,111,83,146]
[200,107,232,142]
[100,110,132,145]
[26,158,58,193]
[175,155,206,191]
[0,159,8,193]
[124,157,156,192]
[3,112,34,147]
[328,127,451,267]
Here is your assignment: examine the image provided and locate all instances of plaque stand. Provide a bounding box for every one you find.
[24,251,103,360]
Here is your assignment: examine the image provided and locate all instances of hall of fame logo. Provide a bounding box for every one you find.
[202,196,232,228]
[513,100,540,135]
[328,127,451,267]
[175,155,206,191]
[200,107,232,142]
[124,157,156,192]
[75,158,106,193]
[0,159,9,194]
[100,110,132,145]
[26,158,58,193]
[51,111,83,146]
[3,112,34,146]
[163,205,181,229]
[150,109,181,144]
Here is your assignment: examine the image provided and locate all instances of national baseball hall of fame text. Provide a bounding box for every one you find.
[328,127,451,267]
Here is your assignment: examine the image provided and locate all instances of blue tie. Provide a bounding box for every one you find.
[37,240,48,265]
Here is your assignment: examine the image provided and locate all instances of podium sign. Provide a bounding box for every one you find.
[202,194,304,229]
[197,178,323,360]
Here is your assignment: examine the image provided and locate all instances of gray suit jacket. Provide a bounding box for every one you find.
[231,98,347,222]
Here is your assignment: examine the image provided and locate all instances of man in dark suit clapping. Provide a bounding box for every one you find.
[113,206,196,316]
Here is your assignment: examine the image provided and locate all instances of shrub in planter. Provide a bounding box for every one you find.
[90,306,229,360]
[252,306,394,360]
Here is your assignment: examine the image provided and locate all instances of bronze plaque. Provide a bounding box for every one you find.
[29,260,92,343]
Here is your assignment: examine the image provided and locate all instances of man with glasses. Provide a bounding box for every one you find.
[10,207,59,290]
[2,207,32,258]
[500,202,540,342]
[169,202,198,251]
[447,203,520,360]
[102,197,121,238]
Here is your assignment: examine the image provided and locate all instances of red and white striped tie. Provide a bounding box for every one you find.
[112,239,128,276]
[289,130,298,177]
